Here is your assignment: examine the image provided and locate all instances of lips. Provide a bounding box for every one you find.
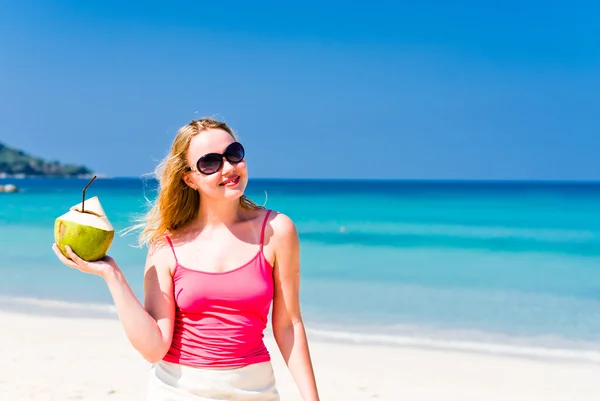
[220,175,240,187]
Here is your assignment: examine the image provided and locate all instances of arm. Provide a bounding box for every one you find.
[105,243,176,363]
[52,241,176,364]
[270,214,320,401]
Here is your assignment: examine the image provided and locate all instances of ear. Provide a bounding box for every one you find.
[182,171,197,191]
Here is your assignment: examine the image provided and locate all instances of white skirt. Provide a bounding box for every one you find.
[145,360,281,401]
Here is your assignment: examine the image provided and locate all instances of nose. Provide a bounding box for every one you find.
[221,157,235,174]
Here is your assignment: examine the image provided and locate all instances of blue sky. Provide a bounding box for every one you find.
[1,1,598,180]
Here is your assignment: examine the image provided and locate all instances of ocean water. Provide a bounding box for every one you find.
[1,177,600,362]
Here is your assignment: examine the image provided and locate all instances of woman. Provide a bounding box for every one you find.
[52,117,320,400]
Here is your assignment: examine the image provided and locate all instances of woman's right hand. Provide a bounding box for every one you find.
[52,243,119,279]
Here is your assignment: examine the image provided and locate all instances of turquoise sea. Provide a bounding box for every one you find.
[1,177,600,362]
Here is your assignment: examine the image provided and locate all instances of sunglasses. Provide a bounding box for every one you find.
[192,142,245,175]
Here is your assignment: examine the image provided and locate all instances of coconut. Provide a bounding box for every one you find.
[54,196,115,262]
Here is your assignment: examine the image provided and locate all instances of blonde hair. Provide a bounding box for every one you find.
[130,117,263,247]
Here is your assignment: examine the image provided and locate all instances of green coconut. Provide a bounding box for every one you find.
[54,196,114,262]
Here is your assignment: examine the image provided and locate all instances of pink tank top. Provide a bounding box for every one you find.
[162,210,274,368]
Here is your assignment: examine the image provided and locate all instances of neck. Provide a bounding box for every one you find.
[196,197,242,227]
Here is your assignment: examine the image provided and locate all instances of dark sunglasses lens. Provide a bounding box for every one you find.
[197,154,222,174]
[226,142,245,163]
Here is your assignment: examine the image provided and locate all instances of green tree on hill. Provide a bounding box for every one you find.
[0,142,93,177]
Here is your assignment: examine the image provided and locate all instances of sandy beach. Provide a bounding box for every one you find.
[0,308,599,401]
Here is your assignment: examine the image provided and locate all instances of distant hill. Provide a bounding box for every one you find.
[0,142,93,177]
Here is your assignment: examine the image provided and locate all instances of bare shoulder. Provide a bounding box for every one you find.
[266,211,301,282]
[268,211,299,243]
[145,236,176,276]
[265,211,300,268]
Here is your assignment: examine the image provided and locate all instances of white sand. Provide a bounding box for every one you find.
[1,309,599,401]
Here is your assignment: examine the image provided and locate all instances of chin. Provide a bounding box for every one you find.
[221,177,248,198]
[223,188,244,199]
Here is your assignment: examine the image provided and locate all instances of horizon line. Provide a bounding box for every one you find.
[3,175,600,184]
[110,176,600,183]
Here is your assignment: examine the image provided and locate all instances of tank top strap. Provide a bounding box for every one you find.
[164,234,179,265]
[259,209,272,249]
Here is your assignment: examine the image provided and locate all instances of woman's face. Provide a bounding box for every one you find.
[183,128,249,202]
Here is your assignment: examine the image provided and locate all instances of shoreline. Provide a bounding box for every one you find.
[2,309,600,401]
[2,294,599,367]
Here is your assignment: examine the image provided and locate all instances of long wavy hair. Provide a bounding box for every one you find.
[130,117,264,247]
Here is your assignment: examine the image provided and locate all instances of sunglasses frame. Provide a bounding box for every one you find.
[192,141,245,175]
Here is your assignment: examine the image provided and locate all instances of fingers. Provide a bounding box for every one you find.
[65,245,86,266]
[52,243,86,271]
[52,243,77,267]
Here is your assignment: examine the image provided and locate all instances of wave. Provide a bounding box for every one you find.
[299,222,598,242]
[306,327,600,365]
[3,295,600,365]
[0,296,117,317]
[298,223,600,256]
